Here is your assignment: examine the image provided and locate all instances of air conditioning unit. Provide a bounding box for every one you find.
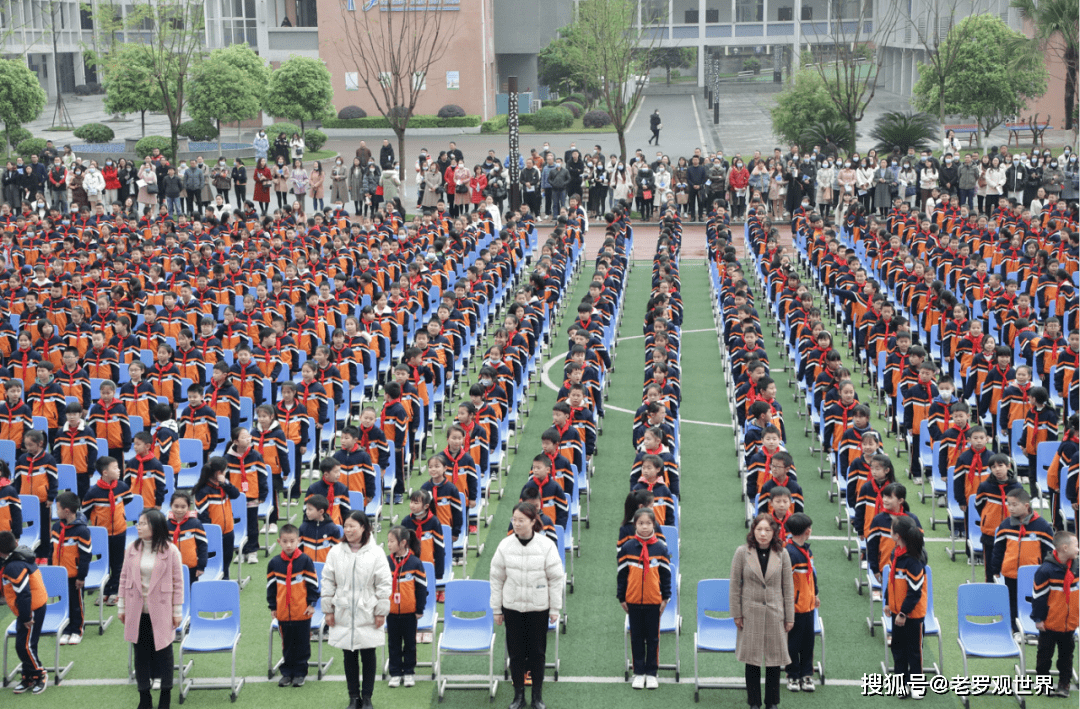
[530,100,542,113]
[685,10,699,22]
[705,8,719,22]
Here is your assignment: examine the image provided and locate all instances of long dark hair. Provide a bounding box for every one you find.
[139,508,170,553]
[511,502,543,534]
[343,510,373,547]
[623,489,654,526]
[892,515,927,563]
[194,456,228,491]
[746,513,784,553]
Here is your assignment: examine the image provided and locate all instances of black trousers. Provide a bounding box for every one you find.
[1036,629,1076,685]
[525,190,541,217]
[37,502,51,559]
[104,533,125,596]
[134,613,174,691]
[221,530,234,580]
[241,502,260,554]
[1005,575,1019,631]
[745,663,781,707]
[786,611,815,679]
[504,607,548,690]
[278,619,312,678]
[980,534,995,583]
[268,473,284,524]
[234,185,246,205]
[15,605,46,682]
[67,577,84,636]
[649,127,660,145]
[890,614,924,684]
[343,647,376,699]
[626,603,660,676]
[77,472,91,500]
[386,613,418,677]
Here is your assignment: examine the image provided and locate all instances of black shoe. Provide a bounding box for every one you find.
[1051,687,1071,698]
[136,690,153,709]
[279,675,294,687]
[158,687,171,709]
[293,677,306,687]
[509,688,528,709]
[346,698,359,709]
[361,696,374,709]
[531,688,547,709]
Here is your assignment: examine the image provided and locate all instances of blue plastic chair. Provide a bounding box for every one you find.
[232,502,252,589]
[124,496,145,547]
[692,579,739,701]
[0,440,15,478]
[83,526,114,634]
[268,562,334,681]
[955,583,1025,708]
[435,579,497,700]
[201,524,225,581]
[17,494,40,551]
[177,439,204,489]
[178,580,245,703]
[2,566,73,685]
[966,497,984,582]
[436,524,455,589]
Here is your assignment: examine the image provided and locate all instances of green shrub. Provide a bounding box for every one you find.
[322,117,389,129]
[264,122,301,139]
[6,126,32,149]
[303,129,327,152]
[337,105,366,120]
[742,57,761,73]
[560,101,583,118]
[437,104,465,118]
[323,114,481,129]
[531,106,573,131]
[408,116,439,128]
[567,92,587,107]
[582,110,612,128]
[481,115,509,133]
[869,111,936,154]
[519,114,535,127]
[73,123,116,143]
[799,118,857,154]
[135,135,174,161]
[15,138,48,159]
[178,120,218,142]
[437,116,481,127]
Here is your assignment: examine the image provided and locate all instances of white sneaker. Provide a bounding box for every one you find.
[631,675,645,690]
[66,634,82,646]
[388,676,401,688]
[58,634,71,646]
[403,675,415,687]
[269,524,278,534]
[645,675,658,690]
[246,553,259,564]
[152,679,161,691]
[787,677,801,692]
[801,676,816,692]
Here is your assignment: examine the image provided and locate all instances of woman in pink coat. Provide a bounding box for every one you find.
[118,508,184,709]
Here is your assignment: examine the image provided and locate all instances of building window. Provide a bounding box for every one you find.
[346,0,355,9]
[346,72,359,90]
[735,0,763,22]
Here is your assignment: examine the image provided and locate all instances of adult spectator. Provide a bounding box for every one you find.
[136,157,157,212]
[686,156,708,221]
[289,133,305,162]
[379,139,395,171]
[27,155,46,199]
[231,158,248,208]
[730,513,794,709]
[355,140,372,168]
[548,158,570,217]
[331,157,349,207]
[41,140,58,165]
[253,130,269,162]
[322,510,391,709]
[490,502,564,709]
[957,153,979,211]
[183,160,204,214]
[1042,155,1066,199]
[520,158,542,217]
[118,508,183,709]
[541,154,556,219]
[1005,154,1027,204]
[447,141,464,164]
[648,109,661,146]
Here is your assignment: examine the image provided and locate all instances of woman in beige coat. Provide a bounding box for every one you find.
[730,513,794,709]
[421,164,442,210]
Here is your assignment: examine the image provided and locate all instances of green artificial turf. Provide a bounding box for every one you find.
[1,251,1073,708]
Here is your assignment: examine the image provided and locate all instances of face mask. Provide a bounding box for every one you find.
[801,201,809,208]
[824,162,831,168]
[945,158,952,164]
[939,390,953,402]
[336,160,342,165]
[845,162,851,168]
[1051,162,1058,168]
[891,162,897,167]
[106,161,112,166]
[479,377,492,387]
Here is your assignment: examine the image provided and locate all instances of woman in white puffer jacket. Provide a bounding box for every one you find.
[490,503,564,709]
[321,510,391,709]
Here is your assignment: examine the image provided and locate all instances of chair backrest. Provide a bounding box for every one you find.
[180,565,191,621]
[925,564,937,617]
[966,496,981,538]
[440,524,453,580]
[554,524,566,568]
[443,579,492,631]
[56,464,77,494]
[661,525,679,570]
[19,493,39,530]
[456,492,468,538]
[203,523,223,579]
[189,579,241,635]
[125,495,144,524]
[1015,563,1039,622]
[957,582,1012,634]
[87,525,110,578]
[0,439,15,475]
[696,579,731,627]
[178,439,204,470]
[39,565,69,617]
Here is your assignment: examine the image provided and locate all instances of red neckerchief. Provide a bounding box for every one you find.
[870,475,887,516]
[889,544,907,590]
[772,509,791,543]
[1018,512,1040,542]
[358,424,372,449]
[133,452,155,494]
[409,510,434,532]
[380,398,400,430]
[391,550,412,601]
[281,547,301,607]
[97,478,117,513]
[1054,550,1075,606]
[635,533,657,572]
[997,481,1010,511]
[966,448,985,489]
[444,446,465,486]
[171,511,189,546]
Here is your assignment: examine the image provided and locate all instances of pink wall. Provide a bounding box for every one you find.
[1020,19,1073,142]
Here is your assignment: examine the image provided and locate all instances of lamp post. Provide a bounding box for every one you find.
[508,76,521,211]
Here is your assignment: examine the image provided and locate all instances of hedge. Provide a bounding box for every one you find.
[530,106,573,131]
[303,129,327,152]
[16,138,48,160]
[135,136,174,161]
[582,110,612,128]
[338,105,366,120]
[322,115,482,129]
[480,115,509,134]
[437,104,465,118]
[264,122,301,138]
[7,126,32,149]
[560,101,583,119]
[73,123,116,143]
[178,120,218,142]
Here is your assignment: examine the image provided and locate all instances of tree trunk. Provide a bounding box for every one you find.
[140,110,146,138]
[617,128,627,165]
[939,81,946,145]
[300,118,306,134]
[665,65,671,84]
[847,116,857,154]
[1064,46,1077,131]
[396,126,406,189]
[216,119,222,158]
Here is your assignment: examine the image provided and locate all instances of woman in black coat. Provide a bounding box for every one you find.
[272,133,290,165]
[116,158,134,206]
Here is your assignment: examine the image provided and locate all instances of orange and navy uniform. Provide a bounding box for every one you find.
[854,475,890,539]
[179,402,219,454]
[630,446,680,496]
[757,474,805,516]
[387,551,427,616]
[787,540,818,614]
[744,446,790,499]
[147,362,182,403]
[53,420,98,481]
[304,479,350,526]
[404,510,445,577]
[974,477,1022,537]
[0,476,23,536]
[867,510,922,574]
[14,450,58,505]
[953,446,990,507]
[153,422,182,472]
[266,550,317,622]
[936,424,970,478]
[1030,552,1079,634]
[253,422,290,480]
[540,450,575,497]
[25,380,66,431]
[167,512,207,576]
[0,399,33,451]
[275,401,311,454]
[204,379,241,431]
[991,512,1055,579]
[333,445,375,504]
[1,553,47,627]
[824,399,861,452]
[86,399,132,451]
[901,382,936,437]
[296,379,329,425]
[81,479,131,536]
[50,515,91,579]
[83,347,119,382]
[420,478,463,535]
[521,473,568,528]
[886,547,927,619]
[118,380,156,429]
[229,361,266,406]
[442,445,478,506]
[298,516,340,563]
[632,478,674,527]
[1022,405,1059,457]
[616,534,672,606]
[225,445,269,502]
[125,453,167,509]
[194,479,241,535]
[172,347,206,387]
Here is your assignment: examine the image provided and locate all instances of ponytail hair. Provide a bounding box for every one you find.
[194,456,227,490]
[388,525,421,556]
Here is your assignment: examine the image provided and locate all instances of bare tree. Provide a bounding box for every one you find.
[335,3,457,183]
[894,0,988,143]
[806,0,901,152]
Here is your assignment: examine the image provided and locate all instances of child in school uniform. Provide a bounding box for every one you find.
[756,451,804,516]
[385,526,427,688]
[974,454,1021,583]
[953,425,991,509]
[0,461,21,539]
[617,508,671,690]
[82,456,131,604]
[631,455,674,527]
[298,494,341,563]
[194,457,241,580]
[404,490,444,584]
[51,491,90,645]
[1030,530,1078,698]
[267,524,318,688]
[619,490,664,549]
[855,454,898,540]
[785,513,819,693]
[305,459,350,526]
[421,453,464,574]
[126,431,168,510]
[0,530,48,694]
[742,401,773,461]
[991,487,1055,631]
[768,487,794,546]
[887,516,928,698]
[744,426,788,500]
[866,483,922,581]
[55,403,98,499]
[166,491,207,584]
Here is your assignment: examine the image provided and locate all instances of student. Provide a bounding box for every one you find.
[0,530,48,694]
[298,494,341,564]
[253,405,289,530]
[442,424,478,528]
[225,427,269,564]
[403,490,444,583]
[1029,530,1078,698]
[511,485,558,544]
[632,426,679,497]
[385,526,427,688]
[151,403,181,474]
[380,381,409,503]
[420,453,463,549]
[166,491,207,584]
[845,430,881,507]
[82,456,130,604]
[334,426,376,507]
[768,487,794,545]
[744,426,787,499]
[756,451,804,515]
[306,458,350,527]
[180,387,219,464]
[126,431,167,510]
[991,488,1055,630]
[785,513,819,693]
[50,491,90,646]
[520,455,568,530]
[887,516,928,698]
[631,455,674,527]
[974,454,1021,583]
[86,380,132,466]
[0,461,22,539]
[193,457,241,580]
[866,483,922,579]
[617,508,671,690]
[618,489,665,548]
[267,523,318,688]
[13,430,57,561]
[539,428,575,497]
[742,401,773,460]
[54,403,98,499]
[855,453,897,539]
